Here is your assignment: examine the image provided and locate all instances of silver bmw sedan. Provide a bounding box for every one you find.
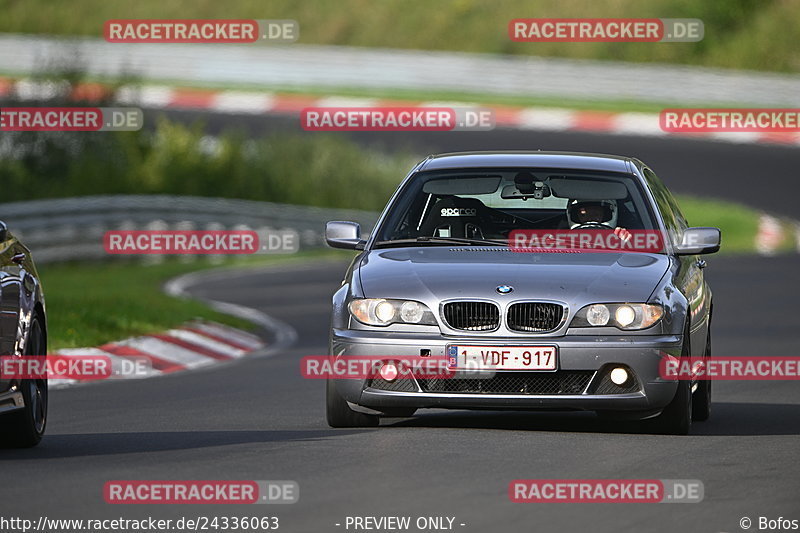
[326,151,720,435]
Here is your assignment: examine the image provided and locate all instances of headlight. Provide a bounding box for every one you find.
[586,304,611,326]
[349,299,437,327]
[570,303,663,330]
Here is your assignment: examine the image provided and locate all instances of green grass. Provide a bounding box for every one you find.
[227,85,740,113]
[1,0,798,72]
[0,117,417,210]
[677,195,798,254]
[676,194,760,253]
[40,250,353,350]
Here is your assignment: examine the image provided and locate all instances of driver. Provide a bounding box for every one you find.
[567,199,631,241]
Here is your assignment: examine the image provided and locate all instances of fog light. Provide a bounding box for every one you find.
[610,367,629,386]
[379,363,399,382]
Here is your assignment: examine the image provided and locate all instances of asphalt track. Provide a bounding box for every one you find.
[1,117,799,533]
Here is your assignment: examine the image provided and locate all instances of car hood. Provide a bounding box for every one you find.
[358,247,669,306]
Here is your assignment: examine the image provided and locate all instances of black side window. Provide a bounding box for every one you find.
[643,168,686,246]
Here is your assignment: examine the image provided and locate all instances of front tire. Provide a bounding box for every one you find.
[0,315,48,448]
[692,329,712,422]
[648,379,692,435]
[647,323,693,435]
[326,379,379,428]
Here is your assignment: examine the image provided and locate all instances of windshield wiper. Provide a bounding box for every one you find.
[416,236,506,246]
[373,237,507,248]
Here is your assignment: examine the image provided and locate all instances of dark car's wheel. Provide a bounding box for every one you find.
[326,379,379,428]
[692,328,712,422]
[647,324,692,435]
[0,315,48,448]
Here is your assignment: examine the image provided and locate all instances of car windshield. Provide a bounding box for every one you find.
[373,167,661,248]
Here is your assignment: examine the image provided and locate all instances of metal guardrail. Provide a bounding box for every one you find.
[2,35,800,106]
[0,195,379,263]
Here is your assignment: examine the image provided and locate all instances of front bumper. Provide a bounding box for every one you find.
[330,328,683,416]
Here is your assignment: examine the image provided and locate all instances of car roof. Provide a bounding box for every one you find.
[418,151,636,173]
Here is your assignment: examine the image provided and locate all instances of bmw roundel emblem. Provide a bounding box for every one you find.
[496,285,513,294]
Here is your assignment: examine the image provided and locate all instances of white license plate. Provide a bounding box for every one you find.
[447,345,558,371]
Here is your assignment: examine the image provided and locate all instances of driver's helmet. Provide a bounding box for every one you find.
[567,199,617,229]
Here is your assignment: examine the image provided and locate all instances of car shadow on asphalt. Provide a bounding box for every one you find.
[384,402,800,436]
[0,429,366,458]
[691,402,800,436]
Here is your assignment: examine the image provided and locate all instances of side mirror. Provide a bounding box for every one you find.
[0,220,7,242]
[675,227,721,255]
[325,221,365,250]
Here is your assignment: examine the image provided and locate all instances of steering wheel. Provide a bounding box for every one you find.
[575,222,614,230]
